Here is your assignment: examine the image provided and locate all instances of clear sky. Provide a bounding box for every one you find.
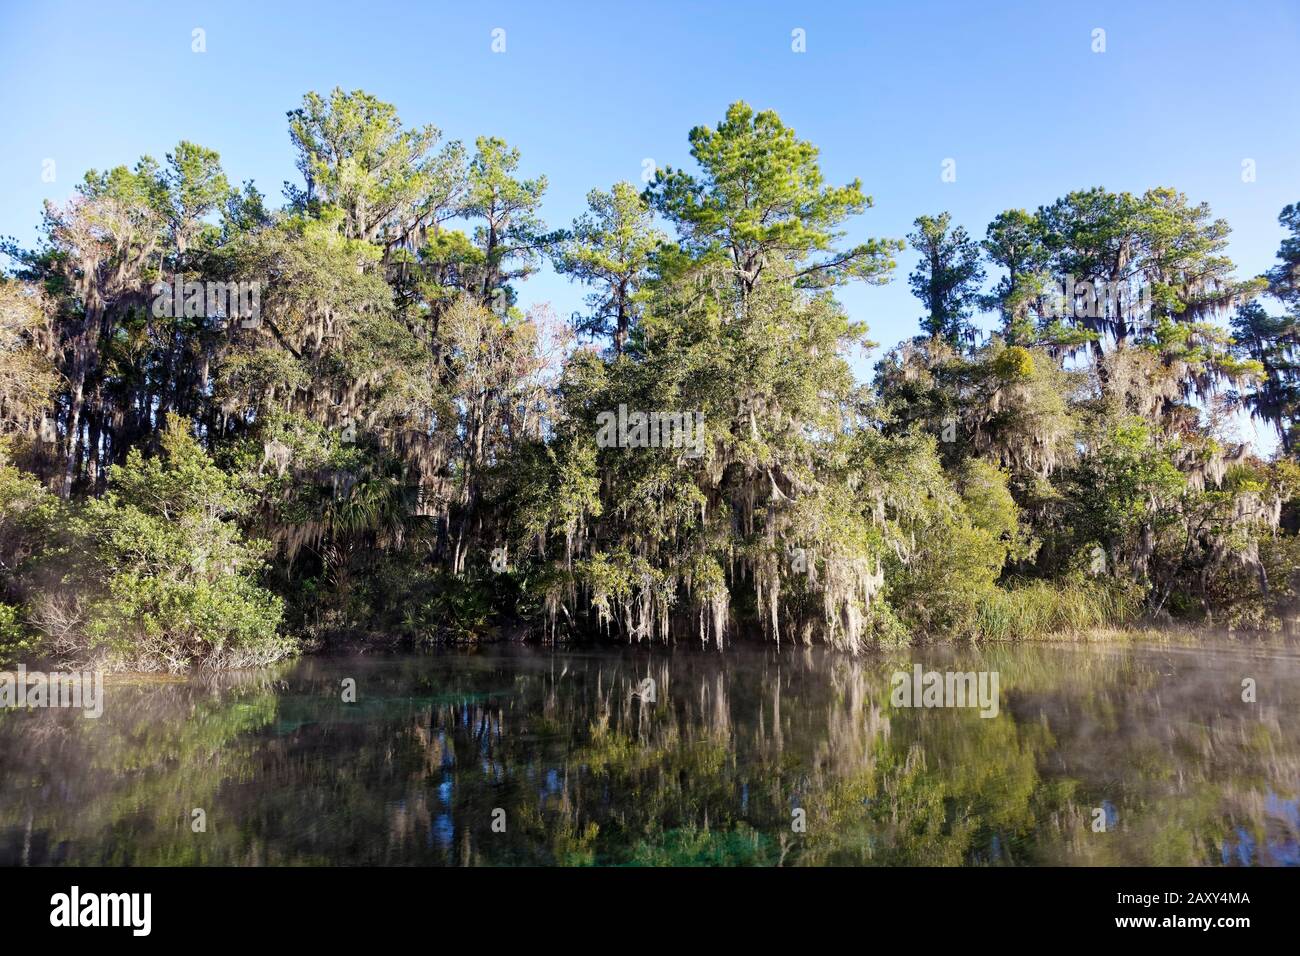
[2,0,1298,425]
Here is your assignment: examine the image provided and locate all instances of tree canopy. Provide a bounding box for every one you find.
[2,90,1297,670]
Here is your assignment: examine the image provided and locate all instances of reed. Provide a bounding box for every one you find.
[975,579,1140,641]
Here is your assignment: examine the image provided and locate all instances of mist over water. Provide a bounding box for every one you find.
[1,639,1297,866]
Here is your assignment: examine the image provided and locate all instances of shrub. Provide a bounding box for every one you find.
[888,460,1033,637]
[0,602,40,668]
[73,415,291,671]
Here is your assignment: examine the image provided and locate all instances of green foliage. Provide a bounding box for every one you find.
[975,577,1142,640]
[460,135,551,304]
[0,281,58,436]
[398,570,496,644]
[1068,416,1186,556]
[0,602,39,668]
[1267,201,1300,308]
[75,416,289,670]
[286,87,464,243]
[0,449,64,573]
[553,182,663,352]
[4,86,1299,662]
[992,344,1035,380]
[645,101,902,294]
[908,212,986,347]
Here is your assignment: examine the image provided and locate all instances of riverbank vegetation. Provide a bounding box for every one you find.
[2,90,1299,669]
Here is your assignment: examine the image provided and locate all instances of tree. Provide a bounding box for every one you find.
[553,182,663,354]
[457,136,550,309]
[0,281,57,438]
[530,104,913,651]
[1267,202,1300,308]
[907,212,986,348]
[3,87,1298,664]
[1232,301,1300,453]
[162,141,233,259]
[1231,202,1300,455]
[1038,188,1146,348]
[645,101,901,299]
[40,163,168,494]
[1039,188,1253,351]
[287,88,465,248]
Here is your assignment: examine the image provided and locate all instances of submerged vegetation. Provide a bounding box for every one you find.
[2,90,1299,670]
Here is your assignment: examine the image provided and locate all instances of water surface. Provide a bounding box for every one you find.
[1,639,1297,865]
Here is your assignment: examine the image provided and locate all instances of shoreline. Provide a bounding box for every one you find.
[10,621,1298,680]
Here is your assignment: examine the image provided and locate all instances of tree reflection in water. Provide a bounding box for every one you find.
[1,641,1297,866]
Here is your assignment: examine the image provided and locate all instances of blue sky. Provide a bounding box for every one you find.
[2,0,1298,414]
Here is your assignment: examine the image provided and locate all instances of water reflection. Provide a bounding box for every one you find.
[1,641,1297,865]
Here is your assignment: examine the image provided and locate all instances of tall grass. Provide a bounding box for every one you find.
[975,579,1140,641]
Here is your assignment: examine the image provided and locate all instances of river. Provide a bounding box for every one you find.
[1,639,1297,865]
